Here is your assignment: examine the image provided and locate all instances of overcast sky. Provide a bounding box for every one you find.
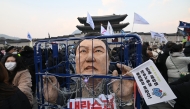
[0,0,190,39]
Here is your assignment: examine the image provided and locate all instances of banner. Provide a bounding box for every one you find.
[68,94,116,109]
[150,31,167,43]
[131,60,176,105]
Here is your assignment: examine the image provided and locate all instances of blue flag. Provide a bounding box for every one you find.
[178,21,190,28]
[27,33,32,41]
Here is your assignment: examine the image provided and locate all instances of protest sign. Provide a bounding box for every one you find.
[68,94,116,109]
[131,60,176,105]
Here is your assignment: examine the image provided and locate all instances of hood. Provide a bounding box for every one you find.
[170,52,185,57]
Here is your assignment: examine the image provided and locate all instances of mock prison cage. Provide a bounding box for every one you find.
[34,34,142,109]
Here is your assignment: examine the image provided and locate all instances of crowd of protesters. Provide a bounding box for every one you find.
[0,36,190,109]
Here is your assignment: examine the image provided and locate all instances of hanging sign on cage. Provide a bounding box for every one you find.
[131,60,176,105]
[67,93,117,109]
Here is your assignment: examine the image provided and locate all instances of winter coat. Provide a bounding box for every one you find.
[169,74,190,109]
[156,49,170,83]
[0,87,31,109]
[166,52,190,78]
[20,50,36,95]
[12,69,33,105]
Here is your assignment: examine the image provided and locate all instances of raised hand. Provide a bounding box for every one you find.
[112,63,134,102]
[43,76,59,103]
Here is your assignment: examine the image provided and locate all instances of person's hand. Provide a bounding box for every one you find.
[112,63,134,102]
[43,76,58,85]
[43,76,59,104]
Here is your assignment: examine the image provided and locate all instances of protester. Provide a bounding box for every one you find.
[20,46,36,95]
[43,33,134,108]
[156,41,175,83]
[0,63,31,109]
[1,46,16,62]
[166,44,190,83]
[2,54,33,105]
[152,45,162,60]
[142,42,151,62]
[169,74,190,109]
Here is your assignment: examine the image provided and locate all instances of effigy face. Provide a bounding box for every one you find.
[75,39,110,75]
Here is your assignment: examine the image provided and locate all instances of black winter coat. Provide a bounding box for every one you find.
[156,49,170,83]
[169,74,190,109]
[0,87,31,109]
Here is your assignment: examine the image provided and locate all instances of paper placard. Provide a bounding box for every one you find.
[131,60,176,105]
[67,94,116,109]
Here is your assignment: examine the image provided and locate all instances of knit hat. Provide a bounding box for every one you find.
[6,46,14,52]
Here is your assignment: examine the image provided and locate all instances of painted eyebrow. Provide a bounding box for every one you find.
[94,46,105,50]
[77,46,88,49]
[78,46,104,49]
[77,45,105,52]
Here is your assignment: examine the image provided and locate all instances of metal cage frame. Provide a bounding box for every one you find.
[34,34,142,109]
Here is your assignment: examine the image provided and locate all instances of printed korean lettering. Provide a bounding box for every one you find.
[146,67,152,75]
[137,72,145,85]
[141,70,152,87]
[150,75,159,86]
[143,86,152,99]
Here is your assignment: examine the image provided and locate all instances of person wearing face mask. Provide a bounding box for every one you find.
[0,63,31,109]
[1,46,17,63]
[2,54,33,106]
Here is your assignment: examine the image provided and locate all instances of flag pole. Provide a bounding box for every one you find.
[132,22,134,32]
[132,12,135,32]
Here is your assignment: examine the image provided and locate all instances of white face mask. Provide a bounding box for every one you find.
[5,62,17,71]
[12,52,18,54]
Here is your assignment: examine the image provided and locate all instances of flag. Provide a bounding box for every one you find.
[161,36,168,43]
[86,12,95,30]
[150,31,163,39]
[107,21,114,35]
[150,31,167,43]
[101,25,109,35]
[120,30,125,35]
[5,41,7,45]
[178,21,190,28]
[27,33,32,41]
[134,13,149,24]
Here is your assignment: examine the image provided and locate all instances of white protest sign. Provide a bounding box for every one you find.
[67,94,116,109]
[131,60,176,105]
